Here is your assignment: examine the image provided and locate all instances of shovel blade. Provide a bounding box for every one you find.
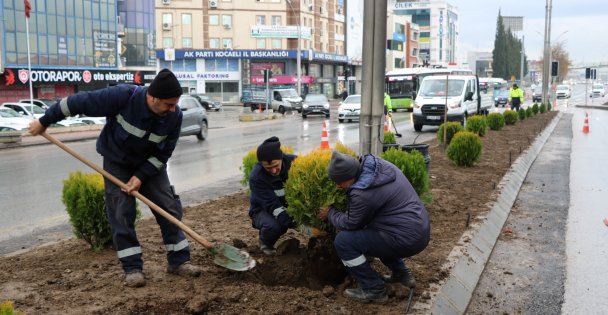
[211,243,256,271]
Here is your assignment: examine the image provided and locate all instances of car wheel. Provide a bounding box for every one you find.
[196,120,208,140]
[302,114,307,119]
[278,106,285,114]
[414,123,423,132]
[251,104,257,112]
[338,119,344,123]
[325,114,330,118]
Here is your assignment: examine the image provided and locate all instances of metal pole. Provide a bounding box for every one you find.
[541,0,551,105]
[25,13,34,116]
[286,0,302,96]
[520,35,524,87]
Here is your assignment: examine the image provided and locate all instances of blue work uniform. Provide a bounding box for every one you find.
[39,84,190,273]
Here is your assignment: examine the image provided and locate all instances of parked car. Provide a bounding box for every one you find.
[178,95,209,140]
[532,85,542,102]
[556,85,571,99]
[70,115,107,125]
[590,84,605,98]
[19,98,57,109]
[0,107,33,130]
[190,94,222,111]
[2,102,46,118]
[301,93,330,119]
[494,90,510,107]
[337,94,361,123]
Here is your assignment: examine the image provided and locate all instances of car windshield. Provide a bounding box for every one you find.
[593,84,603,89]
[418,79,465,97]
[498,90,510,97]
[557,86,569,91]
[305,94,327,102]
[24,105,46,114]
[344,95,361,103]
[279,90,299,98]
[0,108,22,118]
[196,95,210,100]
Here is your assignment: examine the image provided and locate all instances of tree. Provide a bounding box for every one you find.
[538,42,571,83]
[491,11,529,81]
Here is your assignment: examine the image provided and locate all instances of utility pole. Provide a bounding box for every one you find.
[541,0,552,105]
[520,35,524,85]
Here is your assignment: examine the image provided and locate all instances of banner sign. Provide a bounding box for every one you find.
[250,25,311,40]
[250,75,315,85]
[93,31,118,68]
[1,68,155,85]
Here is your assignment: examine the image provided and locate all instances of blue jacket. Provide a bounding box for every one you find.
[327,154,430,253]
[40,84,183,181]
[248,154,297,218]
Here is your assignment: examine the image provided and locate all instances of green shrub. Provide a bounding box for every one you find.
[447,131,482,167]
[532,103,539,115]
[486,113,505,130]
[240,145,295,187]
[546,102,551,111]
[503,110,519,125]
[284,144,355,230]
[437,121,464,145]
[526,107,533,118]
[380,147,429,197]
[465,115,487,137]
[0,300,24,315]
[384,131,396,144]
[518,108,527,121]
[539,103,547,113]
[62,172,111,251]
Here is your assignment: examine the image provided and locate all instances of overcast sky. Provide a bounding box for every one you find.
[451,0,608,65]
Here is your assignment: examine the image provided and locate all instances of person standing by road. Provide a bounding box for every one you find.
[318,150,430,303]
[509,83,524,111]
[28,69,202,288]
[384,91,393,114]
[248,136,297,256]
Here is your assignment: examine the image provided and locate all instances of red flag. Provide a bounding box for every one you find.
[24,0,31,18]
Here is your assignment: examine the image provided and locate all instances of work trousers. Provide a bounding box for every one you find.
[103,158,190,273]
[251,210,294,247]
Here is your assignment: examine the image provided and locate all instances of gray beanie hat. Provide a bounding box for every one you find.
[328,150,360,183]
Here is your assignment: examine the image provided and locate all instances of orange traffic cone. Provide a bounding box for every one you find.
[384,116,390,133]
[603,217,608,227]
[320,120,330,149]
[505,103,511,111]
[258,104,262,113]
[582,113,590,134]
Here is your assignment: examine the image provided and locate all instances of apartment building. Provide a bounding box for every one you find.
[156,0,348,102]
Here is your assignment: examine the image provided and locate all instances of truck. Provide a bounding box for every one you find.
[241,84,303,114]
[412,75,492,132]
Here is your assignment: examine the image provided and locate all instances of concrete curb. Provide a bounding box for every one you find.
[238,113,285,121]
[414,111,564,314]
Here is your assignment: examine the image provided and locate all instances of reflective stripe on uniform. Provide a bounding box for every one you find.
[274,188,285,197]
[117,114,146,138]
[147,156,164,170]
[165,239,189,252]
[148,133,167,143]
[116,246,142,259]
[342,254,367,267]
[59,97,70,117]
[272,206,286,218]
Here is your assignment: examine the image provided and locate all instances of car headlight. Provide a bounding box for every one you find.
[323,103,329,109]
[338,106,344,111]
[494,97,499,101]
[303,104,308,109]
[413,101,422,109]
[448,101,461,109]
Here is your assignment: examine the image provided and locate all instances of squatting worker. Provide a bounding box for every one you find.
[318,150,430,303]
[509,83,524,111]
[248,136,297,256]
[28,69,202,288]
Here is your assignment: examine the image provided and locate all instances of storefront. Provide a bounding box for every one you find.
[0,68,155,103]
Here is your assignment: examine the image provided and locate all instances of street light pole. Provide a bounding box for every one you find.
[286,0,302,96]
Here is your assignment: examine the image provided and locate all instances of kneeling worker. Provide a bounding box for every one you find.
[318,150,430,303]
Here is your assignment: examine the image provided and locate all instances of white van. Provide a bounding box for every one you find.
[412,75,487,132]
[271,88,303,114]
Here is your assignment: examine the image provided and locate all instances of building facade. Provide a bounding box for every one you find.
[155,0,348,102]
[0,0,156,103]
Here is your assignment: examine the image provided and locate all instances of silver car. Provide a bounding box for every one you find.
[178,95,209,140]
[337,95,361,123]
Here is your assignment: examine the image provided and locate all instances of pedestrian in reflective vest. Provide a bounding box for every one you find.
[509,83,524,111]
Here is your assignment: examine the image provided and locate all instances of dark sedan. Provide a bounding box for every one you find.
[301,93,330,119]
[191,94,222,111]
[494,90,510,107]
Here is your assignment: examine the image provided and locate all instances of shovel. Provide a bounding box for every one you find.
[41,132,256,272]
[387,112,403,137]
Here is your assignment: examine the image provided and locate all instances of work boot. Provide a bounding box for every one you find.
[259,240,277,256]
[383,265,416,288]
[343,285,388,303]
[124,270,146,288]
[167,262,202,277]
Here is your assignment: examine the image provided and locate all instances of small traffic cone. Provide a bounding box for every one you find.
[320,120,330,149]
[258,104,262,113]
[384,116,390,133]
[582,113,590,134]
[505,104,511,111]
[553,99,557,111]
[603,217,608,227]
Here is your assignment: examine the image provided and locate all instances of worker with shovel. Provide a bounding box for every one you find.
[28,69,202,288]
[318,150,430,304]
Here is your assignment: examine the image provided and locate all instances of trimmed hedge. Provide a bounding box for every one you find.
[465,115,488,137]
[503,110,519,125]
[447,131,482,167]
[437,121,464,145]
[487,112,505,130]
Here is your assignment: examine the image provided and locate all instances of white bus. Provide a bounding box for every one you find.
[385,67,473,110]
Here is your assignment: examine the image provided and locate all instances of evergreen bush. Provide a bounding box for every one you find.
[437,121,464,145]
[465,115,487,137]
[532,103,539,115]
[380,147,429,198]
[383,131,396,144]
[486,112,505,131]
[547,102,552,111]
[447,131,482,167]
[240,145,295,187]
[62,172,112,251]
[518,108,527,121]
[539,103,547,113]
[0,300,24,315]
[526,107,533,118]
[503,110,518,125]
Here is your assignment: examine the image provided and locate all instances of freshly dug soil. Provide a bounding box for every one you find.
[0,111,557,314]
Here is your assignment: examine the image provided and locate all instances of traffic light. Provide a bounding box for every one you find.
[263,69,273,83]
[551,61,559,77]
[585,68,591,79]
[592,69,597,80]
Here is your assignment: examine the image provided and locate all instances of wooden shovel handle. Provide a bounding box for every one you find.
[41,132,214,249]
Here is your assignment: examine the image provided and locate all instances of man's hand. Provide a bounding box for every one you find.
[122,176,142,195]
[317,207,330,221]
[28,120,46,136]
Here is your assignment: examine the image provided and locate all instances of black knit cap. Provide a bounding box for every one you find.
[257,136,283,162]
[328,150,360,183]
[148,69,183,99]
